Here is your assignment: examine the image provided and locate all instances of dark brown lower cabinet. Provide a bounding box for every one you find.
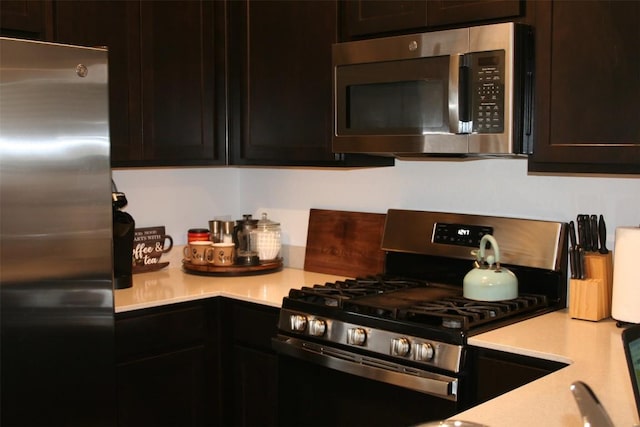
[114,297,568,427]
[221,298,280,427]
[115,297,279,427]
[115,300,220,427]
[232,345,279,427]
[471,346,567,404]
[117,346,208,427]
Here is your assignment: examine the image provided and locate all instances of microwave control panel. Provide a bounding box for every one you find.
[470,50,505,134]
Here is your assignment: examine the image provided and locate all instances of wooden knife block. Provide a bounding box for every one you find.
[569,252,613,321]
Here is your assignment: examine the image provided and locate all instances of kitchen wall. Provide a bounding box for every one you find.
[113,158,639,268]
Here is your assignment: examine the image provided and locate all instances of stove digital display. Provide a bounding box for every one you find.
[433,223,493,247]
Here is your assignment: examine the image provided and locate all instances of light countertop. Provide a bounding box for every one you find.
[115,266,638,427]
[461,311,637,427]
[114,265,345,313]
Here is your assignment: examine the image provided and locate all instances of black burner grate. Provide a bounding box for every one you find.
[287,275,425,308]
[401,294,548,330]
[286,276,550,332]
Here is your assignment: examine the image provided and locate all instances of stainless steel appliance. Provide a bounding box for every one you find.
[0,38,116,425]
[274,209,567,425]
[333,22,534,157]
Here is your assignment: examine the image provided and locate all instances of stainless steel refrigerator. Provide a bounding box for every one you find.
[0,37,116,425]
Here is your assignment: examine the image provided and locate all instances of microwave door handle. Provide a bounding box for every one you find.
[448,54,468,134]
[458,57,471,126]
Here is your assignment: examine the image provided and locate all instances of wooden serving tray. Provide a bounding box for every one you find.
[182,258,283,276]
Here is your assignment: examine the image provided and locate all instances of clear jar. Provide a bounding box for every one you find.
[250,213,281,261]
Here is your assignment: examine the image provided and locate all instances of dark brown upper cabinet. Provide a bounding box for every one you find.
[227,0,394,167]
[0,0,52,40]
[342,0,523,40]
[528,0,640,174]
[427,0,522,27]
[54,1,226,167]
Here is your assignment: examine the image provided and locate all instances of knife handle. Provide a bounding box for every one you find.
[577,247,586,279]
[569,221,582,279]
[598,215,609,254]
[589,214,599,252]
[569,247,576,279]
[577,215,588,251]
[568,221,577,247]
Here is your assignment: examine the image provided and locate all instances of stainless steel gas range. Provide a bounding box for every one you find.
[273,209,568,426]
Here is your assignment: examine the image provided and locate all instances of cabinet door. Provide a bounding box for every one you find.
[343,0,428,38]
[228,0,337,165]
[54,1,141,163]
[342,0,522,40]
[117,346,209,427]
[115,301,220,426]
[138,1,225,166]
[427,0,522,27]
[232,345,279,427]
[220,300,280,426]
[228,1,392,167]
[0,0,51,40]
[55,1,224,167]
[529,1,640,174]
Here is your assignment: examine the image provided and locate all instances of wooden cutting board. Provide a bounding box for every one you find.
[304,209,386,278]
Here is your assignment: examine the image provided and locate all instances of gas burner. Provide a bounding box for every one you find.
[402,295,549,330]
[350,276,426,291]
[287,276,426,308]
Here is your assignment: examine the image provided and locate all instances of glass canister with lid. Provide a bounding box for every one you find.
[250,213,281,261]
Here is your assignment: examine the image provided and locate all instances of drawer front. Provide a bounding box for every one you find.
[232,302,279,351]
[116,303,206,361]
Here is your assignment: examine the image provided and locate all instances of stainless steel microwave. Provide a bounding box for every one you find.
[332,22,534,158]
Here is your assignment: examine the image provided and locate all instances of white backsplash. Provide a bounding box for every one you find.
[113,158,640,269]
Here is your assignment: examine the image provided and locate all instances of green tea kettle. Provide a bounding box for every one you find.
[463,234,518,301]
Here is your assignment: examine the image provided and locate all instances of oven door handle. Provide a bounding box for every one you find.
[273,335,458,401]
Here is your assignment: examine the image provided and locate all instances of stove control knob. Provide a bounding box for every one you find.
[391,337,411,357]
[415,342,434,361]
[308,318,326,336]
[290,314,307,332]
[347,328,367,346]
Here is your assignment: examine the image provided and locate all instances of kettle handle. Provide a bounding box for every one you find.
[478,234,501,266]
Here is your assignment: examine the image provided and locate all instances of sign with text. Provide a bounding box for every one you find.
[132,226,173,273]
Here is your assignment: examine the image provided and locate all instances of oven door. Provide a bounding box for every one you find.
[274,335,464,427]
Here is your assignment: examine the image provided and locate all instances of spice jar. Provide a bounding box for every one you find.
[250,213,281,261]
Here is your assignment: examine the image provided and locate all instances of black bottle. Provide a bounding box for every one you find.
[112,189,135,289]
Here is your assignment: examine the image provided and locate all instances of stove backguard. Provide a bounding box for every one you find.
[382,210,567,271]
[381,209,569,308]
